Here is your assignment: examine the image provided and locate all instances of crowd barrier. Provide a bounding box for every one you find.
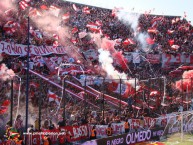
[3,111,193,145]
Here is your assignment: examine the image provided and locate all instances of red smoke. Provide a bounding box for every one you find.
[176,70,193,92]
[101,39,115,52]
[112,51,128,70]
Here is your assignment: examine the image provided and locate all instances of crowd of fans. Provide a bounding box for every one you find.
[1,0,193,144]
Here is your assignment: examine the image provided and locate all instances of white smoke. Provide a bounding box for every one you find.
[0,63,15,81]
[98,48,128,80]
[137,33,150,52]
[117,10,151,53]
[117,11,140,32]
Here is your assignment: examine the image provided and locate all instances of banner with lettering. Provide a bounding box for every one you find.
[83,128,164,145]
[162,53,193,67]
[60,124,89,142]
[146,54,160,64]
[24,124,89,145]
[0,41,66,56]
[95,122,125,138]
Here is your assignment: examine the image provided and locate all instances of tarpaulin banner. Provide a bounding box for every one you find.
[146,54,160,64]
[60,124,89,142]
[83,128,165,145]
[23,124,89,145]
[162,53,193,67]
[0,41,66,56]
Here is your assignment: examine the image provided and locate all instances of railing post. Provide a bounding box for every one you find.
[102,78,105,123]
[84,76,87,120]
[63,79,66,126]
[25,16,30,133]
[119,78,122,114]
[10,79,13,126]
[38,81,42,130]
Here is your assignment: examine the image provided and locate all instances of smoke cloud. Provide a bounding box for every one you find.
[0,64,15,81]
[117,10,151,53]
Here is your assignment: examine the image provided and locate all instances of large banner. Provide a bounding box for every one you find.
[83,128,165,145]
[24,124,89,145]
[146,54,160,64]
[95,123,125,138]
[0,41,66,56]
[162,53,193,67]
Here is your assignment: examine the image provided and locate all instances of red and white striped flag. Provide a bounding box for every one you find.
[151,17,163,28]
[123,38,135,45]
[48,90,61,105]
[171,45,180,50]
[19,0,30,11]
[86,22,100,32]
[82,6,90,14]
[95,20,103,26]
[147,28,158,34]
[3,21,20,34]
[72,4,79,12]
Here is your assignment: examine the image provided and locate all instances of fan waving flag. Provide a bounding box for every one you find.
[3,21,20,34]
[147,28,158,34]
[82,6,90,14]
[86,22,100,32]
[19,0,30,11]
[48,90,61,105]
[72,4,79,12]
[151,16,163,28]
[123,38,136,46]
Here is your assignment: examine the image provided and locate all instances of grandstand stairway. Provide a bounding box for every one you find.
[28,69,136,110]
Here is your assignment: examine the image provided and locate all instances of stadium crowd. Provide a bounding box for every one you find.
[0,0,193,144]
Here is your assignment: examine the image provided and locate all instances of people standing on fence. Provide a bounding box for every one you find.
[106,123,113,137]
[90,125,97,140]
[58,130,66,145]
[124,119,130,133]
[14,115,23,135]
[65,131,72,145]
[27,125,34,133]
[34,118,40,131]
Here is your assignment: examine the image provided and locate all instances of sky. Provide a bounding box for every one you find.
[66,0,193,24]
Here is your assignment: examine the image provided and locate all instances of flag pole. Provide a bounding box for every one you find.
[38,80,42,130]
[25,16,30,133]
[10,79,14,126]
[63,78,66,126]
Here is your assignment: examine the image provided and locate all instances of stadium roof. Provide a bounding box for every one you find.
[66,0,193,25]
